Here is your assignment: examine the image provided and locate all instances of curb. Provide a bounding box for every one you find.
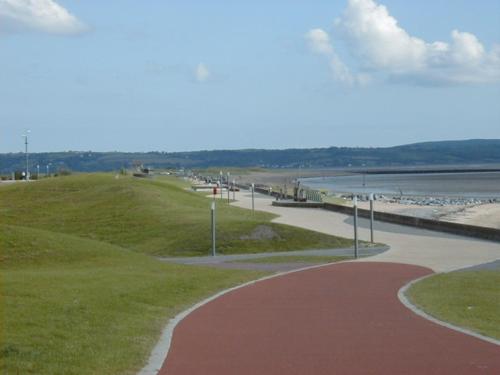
[397,274,500,347]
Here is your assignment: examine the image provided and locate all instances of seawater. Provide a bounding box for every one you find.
[301,172,500,199]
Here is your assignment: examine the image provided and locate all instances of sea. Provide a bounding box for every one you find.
[301,171,500,199]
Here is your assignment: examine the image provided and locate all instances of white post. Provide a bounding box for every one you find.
[353,196,358,259]
[251,183,255,212]
[369,193,374,243]
[219,171,223,200]
[211,201,216,256]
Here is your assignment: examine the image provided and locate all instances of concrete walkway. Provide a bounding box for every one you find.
[159,246,387,272]
[230,190,500,272]
[145,189,500,375]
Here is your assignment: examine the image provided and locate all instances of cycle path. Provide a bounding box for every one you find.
[160,262,500,375]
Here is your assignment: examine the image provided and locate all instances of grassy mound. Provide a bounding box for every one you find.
[0,174,352,256]
[407,270,500,340]
[0,174,354,374]
[0,224,264,374]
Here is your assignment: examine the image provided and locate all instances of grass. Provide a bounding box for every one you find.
[0,174,353,257]
[232,255,349,264]
[407,270,500,340]
[0,224,265,374]
[0,173,354,374]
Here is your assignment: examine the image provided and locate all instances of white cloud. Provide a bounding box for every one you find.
[307,0,500,85]
[195,63,210,83]
[305,28,363,85]
[0,0,86,35]
[306,28,333,55]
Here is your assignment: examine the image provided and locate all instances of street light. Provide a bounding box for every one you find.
[46,163,51,177]
[36,164,40,179]
[22,130,31,181]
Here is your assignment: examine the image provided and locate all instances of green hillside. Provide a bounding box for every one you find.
[0,174,353,374]
[0,174,352,256]
[2,139,499,172]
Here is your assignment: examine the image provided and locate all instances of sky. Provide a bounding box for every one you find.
[1,0,500,153]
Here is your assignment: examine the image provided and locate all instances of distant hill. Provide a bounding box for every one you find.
[1,139,500,174]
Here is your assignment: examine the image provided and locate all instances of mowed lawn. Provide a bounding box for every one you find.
[408,270,500,340]
[0,224,265,374]
[0,174,353,256]
[0,174,354,374]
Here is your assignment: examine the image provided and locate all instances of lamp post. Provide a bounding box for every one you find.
[227,172,230,203]
[22,130,30,181]
[46,163,51,177]
[36,164,40,179]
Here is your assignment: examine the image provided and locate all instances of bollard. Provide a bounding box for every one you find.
[369,193,374,243]
[353,196,358,259]
[251,183,255,212]
[211,201,216,256]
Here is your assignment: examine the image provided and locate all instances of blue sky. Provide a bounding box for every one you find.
[1,0,499,153]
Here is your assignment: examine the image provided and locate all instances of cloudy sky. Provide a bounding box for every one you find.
[1,0,499,152]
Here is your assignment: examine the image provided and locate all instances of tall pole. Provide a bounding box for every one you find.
[369,193,374,243]
[353,196,358,259]
[23,130,30,180]
[232,179,236,201]
[251,183,255,212]
[211,201,216,256]
[227,172,230,203]
[37,164,40,179]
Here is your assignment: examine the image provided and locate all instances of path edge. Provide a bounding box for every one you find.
[137,260,352,375]
[398,274,500,347]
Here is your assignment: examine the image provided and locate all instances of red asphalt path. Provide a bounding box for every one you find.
[160,262,500,375]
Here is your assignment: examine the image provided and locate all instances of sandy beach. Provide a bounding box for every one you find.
[221,169,500,230]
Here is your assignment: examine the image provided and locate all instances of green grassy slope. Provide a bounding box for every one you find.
[0,174,352,256]
[408,270,500,340]
[1,224,265,374]
[0,174,354,374]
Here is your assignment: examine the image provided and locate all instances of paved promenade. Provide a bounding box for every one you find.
[151,190,500,375]
[231,191,500,272]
